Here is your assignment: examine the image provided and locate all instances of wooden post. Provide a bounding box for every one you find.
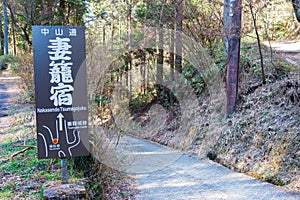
[226,0,242,115]
[292,0,300,22]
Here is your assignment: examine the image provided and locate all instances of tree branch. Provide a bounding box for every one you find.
[10,146,36,159]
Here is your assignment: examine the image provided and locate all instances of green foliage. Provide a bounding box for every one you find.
[0,54,20,70]
[182,62,205,96]
[0,139,85,198]
[239,45,255,72]
[239,43,269,80]
[1,141,56,177]
[135,2,149,19]
[95,94,111,107]
[243,0,298,41]
[4,0,88,47]
[9,53,35,103]
[120,54,131,63]
[273,61,298,77]
[129,90,155,112]
[160,89,172,109]
[134,0,174,26]
[128,85,179,114]
[0,141,56,198]
[0,186,13,199]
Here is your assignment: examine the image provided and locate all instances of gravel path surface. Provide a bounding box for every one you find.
[117,135,300,200]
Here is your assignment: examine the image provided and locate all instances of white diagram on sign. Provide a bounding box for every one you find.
[38,113,81,158]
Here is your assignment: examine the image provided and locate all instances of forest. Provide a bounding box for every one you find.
[0,0,299,199]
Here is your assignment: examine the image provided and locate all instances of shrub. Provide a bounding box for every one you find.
[9,54,35,103]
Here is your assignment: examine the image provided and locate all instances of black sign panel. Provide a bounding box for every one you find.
[33,26,89,159]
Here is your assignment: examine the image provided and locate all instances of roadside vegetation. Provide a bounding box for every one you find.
[0,67,136,199]
[0,0,299,199]
[0,105,65,199]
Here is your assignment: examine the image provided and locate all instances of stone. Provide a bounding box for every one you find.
[43,180,87,200]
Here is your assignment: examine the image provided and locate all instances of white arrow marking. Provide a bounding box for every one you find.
[57,113,64,131]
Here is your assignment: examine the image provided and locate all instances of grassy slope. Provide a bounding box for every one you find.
[208,43,300,191]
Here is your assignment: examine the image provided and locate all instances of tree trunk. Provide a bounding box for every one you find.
[11,14,16,55]
[127,0,132,99]
[59,0,66,25]
[140,51,146,94]
[223,0,230,53]
[249,3,266,84]
[125,58,129,98]
[175,0,183,74]
[0,17,3,55]
[129,58,132,98]
[169,13,175,82]
[157,27,164,85]
[103,26,106,47]
[157,24,164,101]
[169,20,175,105]
[3,3,9,54]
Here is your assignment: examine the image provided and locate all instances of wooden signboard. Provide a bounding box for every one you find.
[32,26,89,159]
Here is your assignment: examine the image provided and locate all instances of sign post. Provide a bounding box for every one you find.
[32,26,89,183]
[61,159,68,184]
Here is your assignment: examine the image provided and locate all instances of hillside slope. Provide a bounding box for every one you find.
[209,75,299,191]
[131,45,300,192]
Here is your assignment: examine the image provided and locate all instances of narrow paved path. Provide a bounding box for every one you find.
[0,70,20,117]
[0,71,21,135]
[264,40,300,67]
[117,135,300,200]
